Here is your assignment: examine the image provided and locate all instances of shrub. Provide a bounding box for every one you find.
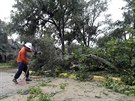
[103,38,135,84]
[121,75,135,86]
[103,77,135,96]
[76,64,89,81]
[27,86,51,101]
[30,35,63,76]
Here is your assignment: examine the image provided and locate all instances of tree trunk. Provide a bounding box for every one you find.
[87,35,90,47]
[61,37,65,56]
[82,27,87,46]
[61,16,65,59]
[59,28,65,60]
[67,41,71,55]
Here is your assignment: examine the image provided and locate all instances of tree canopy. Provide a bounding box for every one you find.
[10,0,109,55]
[0,20,8,53]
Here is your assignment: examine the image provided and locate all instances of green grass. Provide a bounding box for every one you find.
[60,83,68,90]
[27,86,51,101]
[0,63,12,69]
[103,77,135,96]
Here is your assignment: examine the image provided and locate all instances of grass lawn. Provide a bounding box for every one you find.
[0,63,12,69]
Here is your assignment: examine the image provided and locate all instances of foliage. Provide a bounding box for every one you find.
[103,77,135,96]
[11,0,85,55]
[72,46,106,71]
[0,63,12,69]
[64,37,135,83]
[97,35,111,48]
[97,37,135,85]
[70,0,109,47]
[76,64,89,81]
[105,38,135,72]
[63,46,108,81]
[39,93,51,101]
[30,34,63,76]
[95,0,135,85]
[27,86,51,101]
[121,75,135,86]
[10,0,110,56]
[29,86,42,95]
[0,20,8,62]
[0,19,20,63]
[60,83,68,90]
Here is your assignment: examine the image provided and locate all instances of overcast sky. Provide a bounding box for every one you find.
[0,0,14,22]
[0,0,127,22]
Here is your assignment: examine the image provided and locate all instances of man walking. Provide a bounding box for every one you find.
[13,42,32,84]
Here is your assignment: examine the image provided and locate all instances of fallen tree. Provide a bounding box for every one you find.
[85,54,118,72]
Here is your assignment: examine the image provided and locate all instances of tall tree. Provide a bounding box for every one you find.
[11,0,84,57]
[106,0,134,41]
[69,0,108,47]
[0,20,8,52]
[0,20,8,62]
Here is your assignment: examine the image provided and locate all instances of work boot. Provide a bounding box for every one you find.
[12,79,18,84]
[26,78,32,81]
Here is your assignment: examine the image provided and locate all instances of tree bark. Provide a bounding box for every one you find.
[61,36,65,55]
[82,27,87,46]
[61,15,65,58]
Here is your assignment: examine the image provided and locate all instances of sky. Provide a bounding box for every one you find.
[0,0,15,22]
[107,0,127,21]
[0,0,127,40]
[0,0,127,22]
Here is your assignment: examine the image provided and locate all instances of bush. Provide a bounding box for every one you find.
[30,35,63,76]
[29,86,42,95]
[27,86,51,101]
[103,38,135,84]
[71,46,106,71]
[121,75,135,86]
[103,77,135,96]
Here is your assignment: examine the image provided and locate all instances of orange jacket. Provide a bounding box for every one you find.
[17,47,28,64]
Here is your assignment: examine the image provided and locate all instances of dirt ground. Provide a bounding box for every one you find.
[0,71,42,99]
[0,70,135,101]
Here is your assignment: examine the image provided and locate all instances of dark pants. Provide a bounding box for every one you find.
[14,62,29,79]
